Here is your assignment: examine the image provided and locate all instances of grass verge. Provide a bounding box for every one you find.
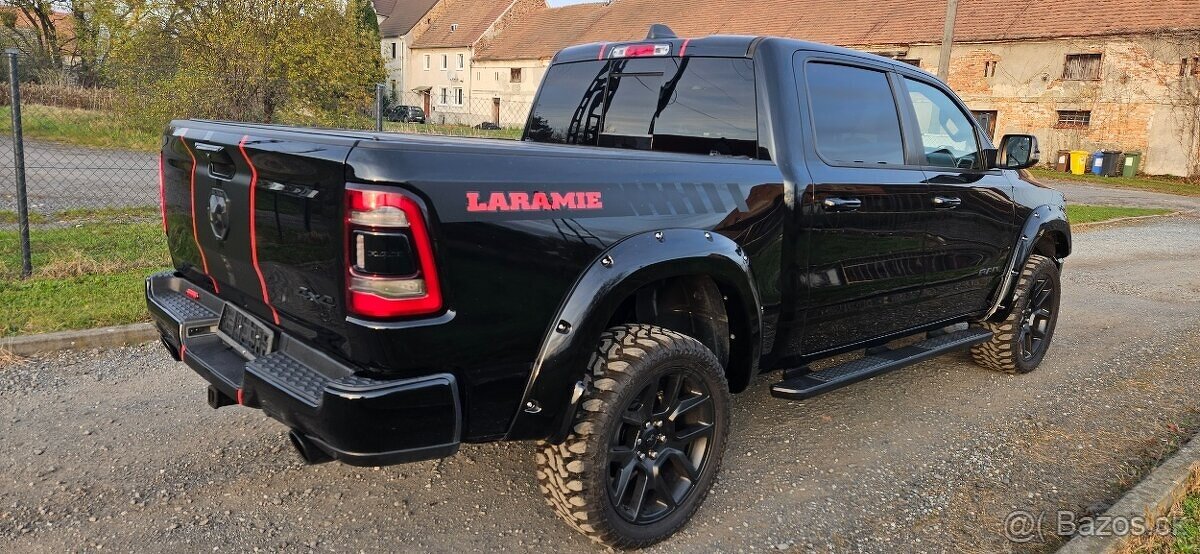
[0,222,167,337]
[1032,168,1200,198]
[1,206,158,225]
[0,104,161,152]
[1120,477,1200,553]
[382,121,522,140]
[1067,204,1173,225]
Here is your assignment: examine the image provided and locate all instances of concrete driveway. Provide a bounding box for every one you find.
[2,213,1199,552]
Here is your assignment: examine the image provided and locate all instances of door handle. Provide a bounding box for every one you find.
[822,197,862,212]
[932,196,962,209]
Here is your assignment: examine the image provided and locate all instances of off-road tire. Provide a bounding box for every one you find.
[971,254,1061,374]
[535,324,731,549]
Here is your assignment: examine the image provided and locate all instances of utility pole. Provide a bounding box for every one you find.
[936,0,958,82]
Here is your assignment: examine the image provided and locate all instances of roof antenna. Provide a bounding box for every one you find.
[646,24,677,40]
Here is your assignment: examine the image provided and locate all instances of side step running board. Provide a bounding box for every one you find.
[770,328,993,400]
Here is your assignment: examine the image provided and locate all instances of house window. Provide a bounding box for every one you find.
[1182,56,1200,77]
[440,87,449,105]
[457,54,465,69]
[510,68,522,83]
[455,87,464,106]
[971,110,998,140]
[441,55,448,70]
[390,80,397,96]
[984,60,998,77]
[1062,54,1102,80]
[1056,110,1091,128]
[424,55,430,70]
[391,43,397,59]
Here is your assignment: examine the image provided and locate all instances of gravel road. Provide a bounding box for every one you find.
[0,140,156,214]
[1040,178,1200,212]
[3,218,1200,553]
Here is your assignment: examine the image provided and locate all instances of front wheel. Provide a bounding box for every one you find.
[535,324,731,548]
[971,254,1061,373]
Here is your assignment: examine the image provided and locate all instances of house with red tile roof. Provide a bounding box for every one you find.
[389,0,543,125]
[373,0,441,98]
[463,0,1200,176]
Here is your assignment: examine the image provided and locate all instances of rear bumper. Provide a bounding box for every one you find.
[146,271,461,466]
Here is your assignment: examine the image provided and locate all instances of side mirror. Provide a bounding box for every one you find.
[993,134,1040,170]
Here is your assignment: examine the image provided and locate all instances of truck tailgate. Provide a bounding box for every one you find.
[162,122,356,342]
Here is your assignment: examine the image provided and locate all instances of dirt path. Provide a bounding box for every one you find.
[2,216,1199,553]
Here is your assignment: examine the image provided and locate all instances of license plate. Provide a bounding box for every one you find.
[217,304,275,359]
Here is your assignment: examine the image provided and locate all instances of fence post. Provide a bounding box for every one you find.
[375,83,385,132]
[6,48,32,279]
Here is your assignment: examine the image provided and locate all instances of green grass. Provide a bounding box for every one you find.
[383,121,523,140]
[1126,486,1200,553]
[0,210,48,224]
[0,104,161,152]
[1066,204,1172,225]
[0,206,158,225]
[54,206,160,222]
[0,222,168,337]
[1172,492,1200,553]
[1031,167,1200,197]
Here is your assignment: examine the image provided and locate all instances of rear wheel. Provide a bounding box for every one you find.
[535,324,730,548]
[971,254,1061,373]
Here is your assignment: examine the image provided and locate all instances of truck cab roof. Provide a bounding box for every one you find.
[552,33,917,72]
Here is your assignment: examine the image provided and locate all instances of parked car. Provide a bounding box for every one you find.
[147,25,1069,548]
[384,104,425,123]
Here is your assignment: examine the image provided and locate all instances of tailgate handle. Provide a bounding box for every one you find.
[932,196,962,209]
[822,197,862,212]
[195,142,236,181]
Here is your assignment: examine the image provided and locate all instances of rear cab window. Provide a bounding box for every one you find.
[525,57,760,158]
[804,62,906,166]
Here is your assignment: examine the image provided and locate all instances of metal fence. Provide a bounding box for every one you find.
[0,52,532,279]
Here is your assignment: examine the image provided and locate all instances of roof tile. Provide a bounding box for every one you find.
[477,0,1200,60]
[411,0,516,48]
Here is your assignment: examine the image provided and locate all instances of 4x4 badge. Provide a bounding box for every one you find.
[209,188,230,241]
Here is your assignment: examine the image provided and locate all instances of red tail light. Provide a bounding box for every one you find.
[159,153,168,233]
[345,185,442,318]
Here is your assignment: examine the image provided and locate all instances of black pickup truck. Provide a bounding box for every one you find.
[147,27,1070,548]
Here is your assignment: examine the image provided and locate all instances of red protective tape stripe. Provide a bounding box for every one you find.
[178,131,219,293]
[238,135,280,325]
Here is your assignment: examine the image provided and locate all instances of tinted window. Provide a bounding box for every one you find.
[904,78,980,168]
[525,60,610,145]
[806,62,905,165]
[601,59,663,150]
[525,57,758,157]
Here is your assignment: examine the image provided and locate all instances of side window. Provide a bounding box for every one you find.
[903,78,981,169]
[806,62,905,165]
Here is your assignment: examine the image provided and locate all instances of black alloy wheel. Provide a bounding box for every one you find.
[607,369,715,525]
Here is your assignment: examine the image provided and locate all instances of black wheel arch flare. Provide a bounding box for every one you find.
[505,228,763,443]
[982,203,1071,323]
